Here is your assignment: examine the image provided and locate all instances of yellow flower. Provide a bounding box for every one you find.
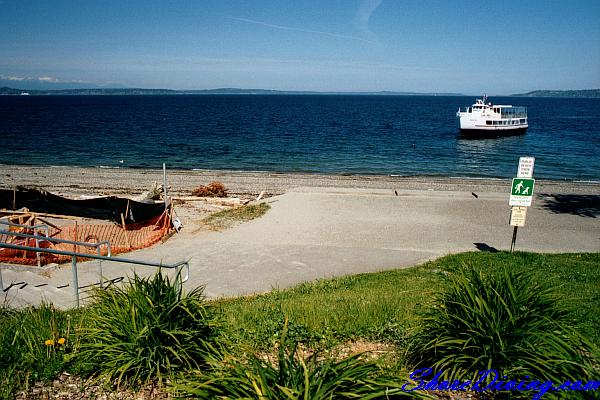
[57,338,66,345]
[44,339,55,346]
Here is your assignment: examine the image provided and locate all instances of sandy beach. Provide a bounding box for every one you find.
[2,164,599,199]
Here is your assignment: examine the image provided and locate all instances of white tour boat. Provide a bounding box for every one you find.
[456,95,527,135]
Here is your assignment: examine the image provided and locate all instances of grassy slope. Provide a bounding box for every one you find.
[2,251,598,397]
[216,252,600,350]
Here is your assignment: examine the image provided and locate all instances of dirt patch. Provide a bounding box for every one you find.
[15,373,170,400]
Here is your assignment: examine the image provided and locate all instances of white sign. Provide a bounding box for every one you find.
[509,206,527,227]
[517,157,535,178]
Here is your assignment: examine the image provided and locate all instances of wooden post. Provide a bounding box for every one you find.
[163,163,168,213]
[121,213,132,249]
[12,186,16,210]
[125,200,130,222]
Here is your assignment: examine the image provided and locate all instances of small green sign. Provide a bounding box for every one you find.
[511,178,535,197]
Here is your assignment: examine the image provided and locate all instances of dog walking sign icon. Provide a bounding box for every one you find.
[509,178,535,207]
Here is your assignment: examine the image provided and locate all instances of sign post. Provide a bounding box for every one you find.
[509,157,535,253]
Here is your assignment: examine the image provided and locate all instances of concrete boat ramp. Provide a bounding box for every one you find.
[2,187,599,308]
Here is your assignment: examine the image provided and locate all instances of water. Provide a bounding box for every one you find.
[1,95,599,180]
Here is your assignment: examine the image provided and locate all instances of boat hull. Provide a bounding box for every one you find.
[460,127,528,137]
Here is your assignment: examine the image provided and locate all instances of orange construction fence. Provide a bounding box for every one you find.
[0,209,173,266]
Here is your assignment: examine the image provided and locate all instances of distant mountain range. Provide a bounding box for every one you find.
[511,89,600,98]
[3,86,599,97]
[0,86,463,96]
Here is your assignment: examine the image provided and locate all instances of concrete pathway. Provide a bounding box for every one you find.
[2,187,599,307]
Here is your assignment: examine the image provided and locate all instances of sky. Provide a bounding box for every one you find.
[0,0,599,94]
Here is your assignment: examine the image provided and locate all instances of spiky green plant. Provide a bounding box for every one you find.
[406,264,599,398]
[172,319,420,399]
[77,272,219,387]
[0,302,77,398]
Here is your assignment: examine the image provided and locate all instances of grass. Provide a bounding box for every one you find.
[216,264,442,351]
[202,202,270,230]
[216,252,600,352]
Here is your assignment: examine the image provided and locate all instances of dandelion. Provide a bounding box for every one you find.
[57,337,66,345]
[45,339,55,346]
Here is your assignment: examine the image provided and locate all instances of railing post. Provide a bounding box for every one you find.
[97,247,103,289]
[0,267,4,293]
[175,265,181,295]
[71,255,80,308]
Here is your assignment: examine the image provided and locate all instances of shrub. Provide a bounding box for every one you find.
[172,320,420,399]
[406,264,599,397]
[76,272,219,387]
[192,181,228,197]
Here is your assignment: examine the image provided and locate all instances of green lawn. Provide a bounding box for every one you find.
[215,252,600,350]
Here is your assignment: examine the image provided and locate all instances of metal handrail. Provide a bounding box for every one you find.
[0,220,50,236]
[0,235,189,308]
[0,229,112,254]
[0,229,112,290]
[0,242,189,271]
[0,220,51,267]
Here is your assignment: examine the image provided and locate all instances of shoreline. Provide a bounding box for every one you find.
[1,164,599,198]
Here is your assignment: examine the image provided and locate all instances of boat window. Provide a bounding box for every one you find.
[486,120,492,125]
[500,106,527,119]
[468,107,472,113]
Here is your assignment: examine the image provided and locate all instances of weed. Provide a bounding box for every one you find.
[172,320,420,399]
[0,302,78,398]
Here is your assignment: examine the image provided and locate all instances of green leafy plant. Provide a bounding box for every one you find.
[77,272,219,387]
[172,319,415,399]
[0,302,76,398]
[406,263,599,397]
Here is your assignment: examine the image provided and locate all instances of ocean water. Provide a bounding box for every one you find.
[1,95,599,181]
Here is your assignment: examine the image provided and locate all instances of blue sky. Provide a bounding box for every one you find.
[1,0,599,94]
